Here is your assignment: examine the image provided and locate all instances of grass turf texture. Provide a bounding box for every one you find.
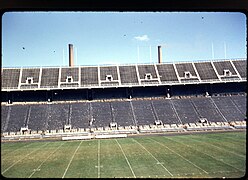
[1,131,246,178]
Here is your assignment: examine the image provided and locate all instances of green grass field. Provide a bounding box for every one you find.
[1,131,246,178]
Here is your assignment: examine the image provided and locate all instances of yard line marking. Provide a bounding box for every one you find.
[62,141,83,178]
[28,142,66,178]
[2,142,50,174]
[3,143,34,161]
[166,137,243,172]
[115,139,136,178]
[149,138,208,174]
[98,140,100,178]
[132,138,173,177]
[188,135,246,158]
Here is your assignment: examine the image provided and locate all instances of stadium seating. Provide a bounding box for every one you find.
[111,101,136,127]
[156,64,179,83]
[194,62,219,81]
[212,96,246,122]
[70,102,91,129]
[1,69,20,89]
[40,68,60,88]
[131,99,157,125]
[172,98,200,124]
[1,94,246,134]
[175,62,199,82]
[190,97,225,122]
[230,94,246,115]
[80,67,99,86]
[1,59,246,91]
[119,65,139,85]
[152,99,181,124]
[232,60,246,79]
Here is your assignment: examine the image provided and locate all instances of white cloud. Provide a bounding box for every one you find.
[134,35,149,41]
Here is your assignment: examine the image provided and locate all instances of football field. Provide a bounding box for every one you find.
[1,131,246,178]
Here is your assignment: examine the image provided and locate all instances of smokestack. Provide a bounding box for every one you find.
[69,44,74,67]
[158,45,162,64]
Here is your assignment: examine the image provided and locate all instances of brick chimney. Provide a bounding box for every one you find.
[69,44,74,67]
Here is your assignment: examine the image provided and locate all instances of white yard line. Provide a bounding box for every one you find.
[28,142,65,178]
[188,135,246,158]
[166,137,243,172]
[149,138,208,174]
[3,143,34,161]
[2,142,50,174]
[98,140,100,178]
[62,141,83,178]
[132,138,173,177]
[115,139,136,178]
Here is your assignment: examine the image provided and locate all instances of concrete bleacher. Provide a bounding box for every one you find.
[212,96,246,122]
[132,99,156,125]
[194,62,219,81]
[232,60,246,79]
[1,94,246,135]
[172,98,200,124]
[5,105,28,132]
[230,94,246,115]
[46,104,69,130]
[100,66,119,86]
[91,102,113,128]
[152,99,181,124]
[80,67,99,86]
[175,63,199,82]
[190,97,225,122]
[1,59,246,92]
[60,67,79,87]
[27,104,49,131]
[111,101,135,127]
[70,102,90,129]
[1,69,20,89]
[119,65,139,85]
[40,68,59,88]
[156,64,179,83]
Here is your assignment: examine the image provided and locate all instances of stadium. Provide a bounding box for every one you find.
[1,44,246,178]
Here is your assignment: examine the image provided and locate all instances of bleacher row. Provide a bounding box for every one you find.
[1,59,246,90]
[1,94,246,134]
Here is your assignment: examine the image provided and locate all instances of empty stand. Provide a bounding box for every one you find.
[5,105,28,132]
[27,104,49,131]
[40,68,59,88]
[156,64,179,83]
[100,66,119,86]
[119,65,139,85]
[80,67,99,87]
[232,60,247,79]
[191,97,225,122]
[91,102,113,128]
[230,95,246,115]
[213,61,239,81]
[132,100,157,125]
[194,62,219,81]
[152,99,181,124]
[70,103,91,129]
[111,101,135,127]
[172,98,200,124]
[47,104,69,130]
[212,96,246,122]
[2,69,20,89]
[20,68,40,89]
[175,63,199,82]
[137,65,159,84]
[60,67,79,87]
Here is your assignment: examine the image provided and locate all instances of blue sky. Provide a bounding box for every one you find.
[2,12,246,67]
